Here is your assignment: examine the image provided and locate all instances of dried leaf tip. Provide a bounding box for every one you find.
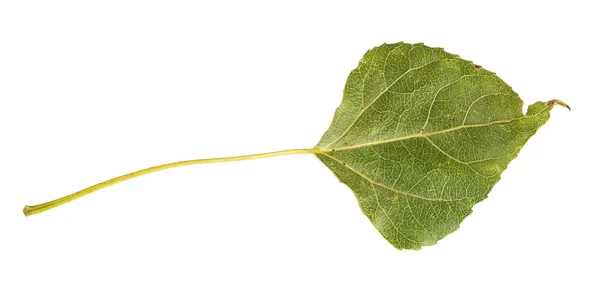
[547,99,571,111]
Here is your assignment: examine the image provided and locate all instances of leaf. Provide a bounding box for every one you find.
[24,41,567,251]
[313,42,567,250]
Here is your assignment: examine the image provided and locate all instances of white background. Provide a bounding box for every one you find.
[1,1,598,287]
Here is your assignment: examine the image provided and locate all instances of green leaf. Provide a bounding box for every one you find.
[314,42,567,250]
[24,41,567,251]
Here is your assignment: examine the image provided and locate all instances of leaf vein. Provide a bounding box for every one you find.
[424,136,494,178]
[371,182,419,246]
[320,153,467,202]
[462,92,503,125]
[421,74,485,132]
[325,57,449,148]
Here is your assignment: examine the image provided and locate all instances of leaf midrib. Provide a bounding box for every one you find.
[315,106,548,153]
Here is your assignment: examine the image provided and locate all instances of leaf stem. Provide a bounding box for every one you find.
[23,148,316,216]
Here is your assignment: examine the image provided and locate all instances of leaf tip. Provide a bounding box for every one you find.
[547,99,571,111]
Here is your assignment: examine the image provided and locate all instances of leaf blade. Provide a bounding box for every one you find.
[315,42,564,249]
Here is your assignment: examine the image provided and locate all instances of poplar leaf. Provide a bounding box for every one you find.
[24,41,567,251]
[314,42,567,250]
